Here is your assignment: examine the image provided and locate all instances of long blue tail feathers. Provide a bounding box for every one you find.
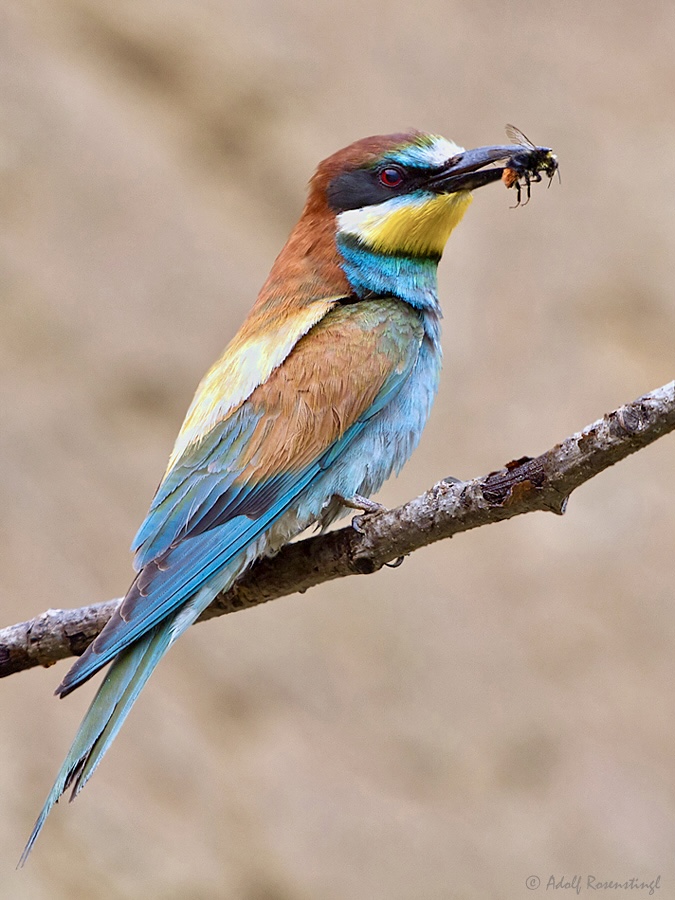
[19,585,216,866]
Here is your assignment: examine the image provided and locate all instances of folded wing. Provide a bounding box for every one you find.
[57,299,424,696]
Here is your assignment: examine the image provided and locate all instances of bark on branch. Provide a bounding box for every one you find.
[2,380,674,680]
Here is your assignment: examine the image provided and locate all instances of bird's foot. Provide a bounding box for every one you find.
[334,493,387,533]
[333,494,406,568]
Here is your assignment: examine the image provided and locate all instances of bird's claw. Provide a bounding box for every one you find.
[351,515,366,534]
[334,494,387,533]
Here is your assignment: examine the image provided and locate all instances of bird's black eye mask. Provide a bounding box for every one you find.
[327,164,433,212]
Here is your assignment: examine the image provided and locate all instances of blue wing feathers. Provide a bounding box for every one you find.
[64,332,422,694]
[131,407,262,568]
[60,466,325,693]
[57,397,398,698]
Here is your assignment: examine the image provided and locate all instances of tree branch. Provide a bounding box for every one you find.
[2,381,674,680]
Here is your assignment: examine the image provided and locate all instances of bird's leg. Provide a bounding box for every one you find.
[337,493,387,515]
[333,493,387,534]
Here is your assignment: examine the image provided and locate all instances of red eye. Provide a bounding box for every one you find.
[379,166,404,188]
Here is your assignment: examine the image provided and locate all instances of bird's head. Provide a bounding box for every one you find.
[309,130,513,261]
[257,129,547,314]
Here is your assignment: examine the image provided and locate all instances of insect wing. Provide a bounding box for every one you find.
[505,123,536,150]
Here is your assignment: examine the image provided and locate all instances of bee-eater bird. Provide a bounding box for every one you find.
[22,129,555,861]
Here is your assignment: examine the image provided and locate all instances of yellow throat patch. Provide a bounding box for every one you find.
[337,190,473,258]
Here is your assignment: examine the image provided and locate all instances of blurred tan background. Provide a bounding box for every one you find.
[1,0,674,897]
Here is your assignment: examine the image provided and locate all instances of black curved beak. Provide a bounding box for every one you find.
[426,144,525,194]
